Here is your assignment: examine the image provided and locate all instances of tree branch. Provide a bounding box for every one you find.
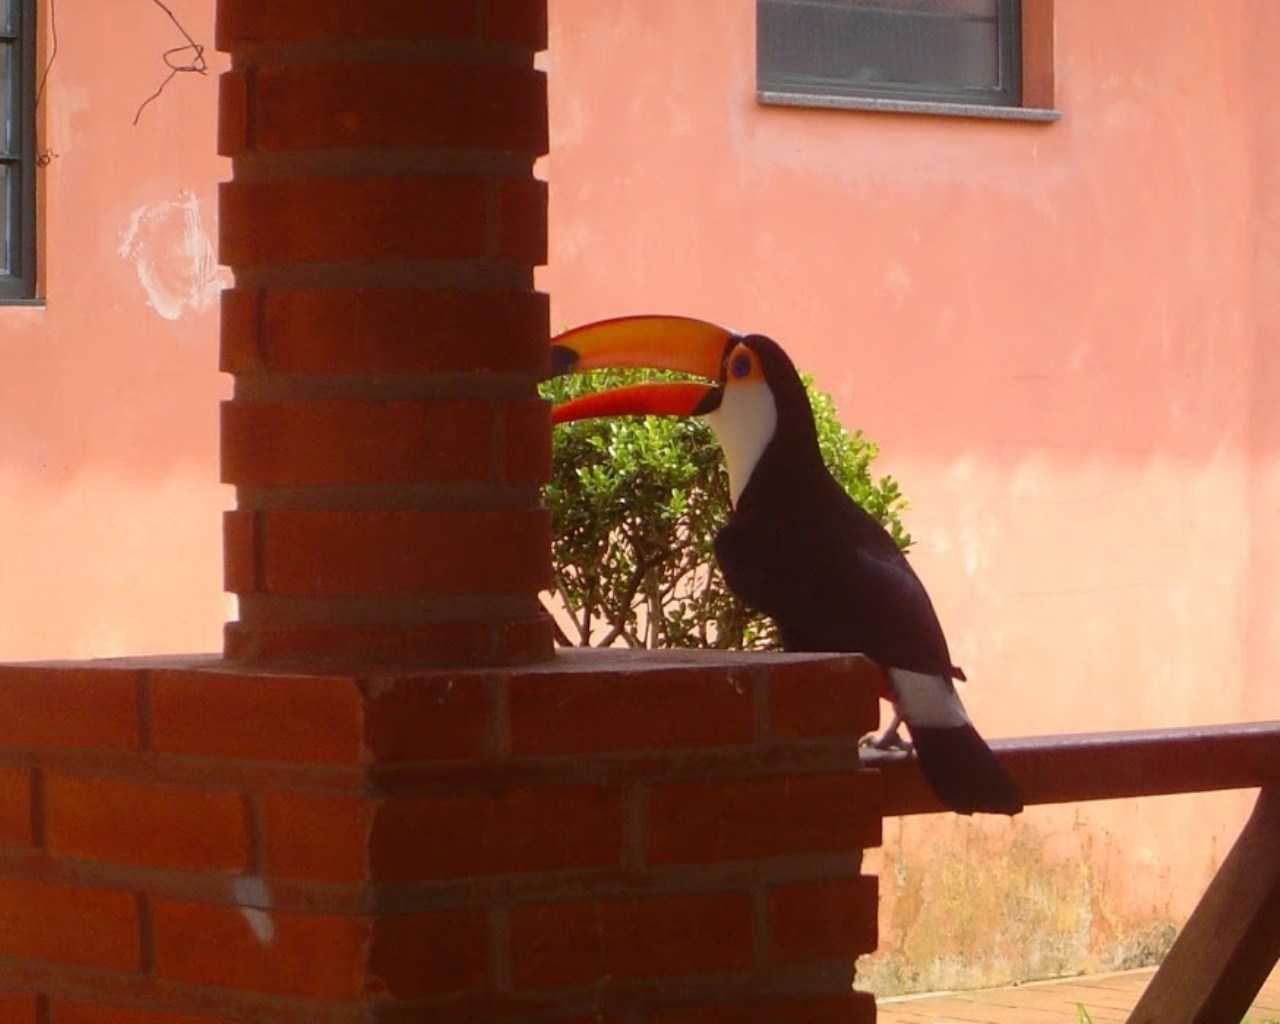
[134,0,209,126]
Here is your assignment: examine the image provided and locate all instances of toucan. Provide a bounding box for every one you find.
[548,315,1023,816]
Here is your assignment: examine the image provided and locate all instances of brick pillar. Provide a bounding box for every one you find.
[217,0,554,666]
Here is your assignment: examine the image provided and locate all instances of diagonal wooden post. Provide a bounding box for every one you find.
[1127,785,1280,1024]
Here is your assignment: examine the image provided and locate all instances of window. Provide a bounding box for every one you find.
[757,0,1053,120]
[1,0,36,301]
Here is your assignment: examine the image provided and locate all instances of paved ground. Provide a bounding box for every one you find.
[877,963,1280,1023]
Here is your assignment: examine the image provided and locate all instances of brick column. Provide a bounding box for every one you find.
[217,0,554,666]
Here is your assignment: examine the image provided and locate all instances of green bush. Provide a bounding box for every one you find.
[541,368,912,650]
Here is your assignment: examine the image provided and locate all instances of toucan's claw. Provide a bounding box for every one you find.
[860,713,913,752]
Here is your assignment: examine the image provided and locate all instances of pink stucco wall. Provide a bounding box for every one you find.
[2,0,1276,996]
[542,0,1280,993]
[0,2,229,659]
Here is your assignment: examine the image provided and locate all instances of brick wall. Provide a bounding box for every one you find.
[0,0,886,1018]
[0,651,880,1022]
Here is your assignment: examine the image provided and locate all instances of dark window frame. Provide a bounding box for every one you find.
[757,0,1034,117]
[1,0,37,302]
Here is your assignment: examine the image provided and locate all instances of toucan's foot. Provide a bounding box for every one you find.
[859,713,912,752]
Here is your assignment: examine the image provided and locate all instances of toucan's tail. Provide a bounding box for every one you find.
[909,723,1023,815]
[886,668,1023,816]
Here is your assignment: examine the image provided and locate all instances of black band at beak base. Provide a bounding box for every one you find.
[693,386,724,415]
[548,345,579,377]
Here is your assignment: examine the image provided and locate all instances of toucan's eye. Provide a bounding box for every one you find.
[729,352,752,379]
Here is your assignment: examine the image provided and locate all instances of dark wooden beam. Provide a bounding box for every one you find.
[863,720,1280,817]
[867,723,1280,1024]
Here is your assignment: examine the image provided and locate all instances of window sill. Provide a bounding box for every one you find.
[0,298,45,308]
[758,90,1062,123]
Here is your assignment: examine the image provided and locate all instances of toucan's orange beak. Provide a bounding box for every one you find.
[549,315,735,379]
[548,315,736,424]
[551,381,718,424]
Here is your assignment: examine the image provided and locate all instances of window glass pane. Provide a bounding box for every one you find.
[0,164,11,275]
[0,0,29,299]
[848,0,995,15]
[760,0,1003,96]
[0,43,10,153]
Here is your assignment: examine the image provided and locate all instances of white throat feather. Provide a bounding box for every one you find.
[704,380,778,506]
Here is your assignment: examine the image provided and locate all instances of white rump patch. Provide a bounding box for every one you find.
[887,668,972,729]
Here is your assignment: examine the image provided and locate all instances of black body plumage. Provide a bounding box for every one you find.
[712,336,1022,815]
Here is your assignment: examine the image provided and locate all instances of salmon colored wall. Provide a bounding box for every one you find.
[4,0,1276,998]
[542,0,1280,994]
[0,2,229,660]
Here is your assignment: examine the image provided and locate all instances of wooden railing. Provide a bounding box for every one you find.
[863,721,1280,1024]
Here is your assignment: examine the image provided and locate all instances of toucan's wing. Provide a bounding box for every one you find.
[716,491,1021,815]
[715,487,959,677]
[831,505,963,677]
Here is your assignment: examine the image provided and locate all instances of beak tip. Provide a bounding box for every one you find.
[548,345,579,377]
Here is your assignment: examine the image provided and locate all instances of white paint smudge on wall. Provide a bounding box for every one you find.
[118,191,226,321]
[231,875,276,946]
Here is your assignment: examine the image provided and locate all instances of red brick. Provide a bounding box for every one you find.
[499,399,551,486]
[222,618,496,667]
[46,774,248,872]
[495,176,548,262]
[0,765,33,847]
[647,773,882,864]
[261,792,374,883]
[219,177,487,267]
[265,783,624,883]
[495,610,556,664]
[254,508,551,597]
[217,0,479,48]
[768,876,878,963]
[218,288,261,375]
[151,900,369,999]
[53,1001,238,1024]
[221,399,495,486]
[549,1019,628,1024]
[0,665,140,751]
[248,64,545,155]
[552,1019,628,1024]
[508,665,755,755]
[486,0,548,47]
[216,70,249,156]
[0,992,36,1022]
[0,877,140,970]
[646,992,876,1024]
[510,892,753,988]
[371,784,623,882]
[766,656,880,741]
[150,668,363,763]
[222,509,257,594]
[363,673,491,762]
[368,908,487,998]
[247,287,548,376]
